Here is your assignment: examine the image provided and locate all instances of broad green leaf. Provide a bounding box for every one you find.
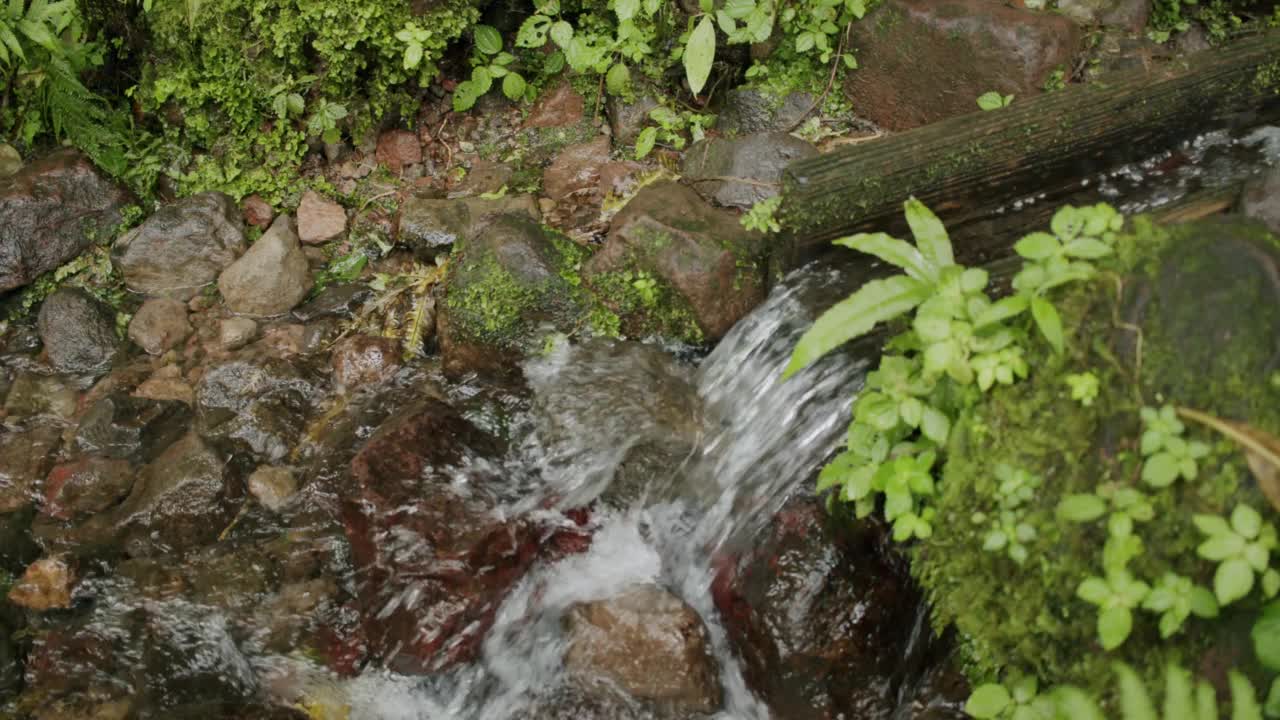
[1198,533,1246,561]
[502,72,527,101]
[606,62,630,95]
[684,16,715,96]
[1064,237,1114,259]
[1077,577,1110,605]
[471,66,493,94]
[795,31,814,52]
[1197,682,1219,720]
[920,405,950,446]
[16,17,55,51]
[1014,232,1060,260]
[1099,606,1133,650]
[965,684,1011,719]
[1163,665,1195,720]
[976,91,1005,111]
[474,25,502,55]
[1265,677,1280,719]
[615,0,639,21]
[550,20,573,48]
[404,42,424,69]
[784,275,930,378]
[1114,663,1158,720]
[1252,601,1280,671]
[1231,672,1264,720]
[1195,514,1233,537]
[837,232,935,282]
[452,80,482,112]
[1215,557,1255,606]
[634,126,657,159]
[1030,297,1064,355]
[904,197,954,268]
[1052,205,1085,241]
[974,295,1028,329]
[1235,505,1264,539]
[1051,688,1105,720]
[1142,453,1180,488]
[516,14,552,47]
[1190,587,1219,618]
[1058,494,1107,522]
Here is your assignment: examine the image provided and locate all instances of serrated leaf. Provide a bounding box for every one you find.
[1014,232,1060,260]
[1064,237,1114,259]
[502,72,526,101]
[550,20,573,48]
[974,295,1029,329]
[976,91,1005,111]
[615,0,639,21]
[784,275,930,378]
[684,16,715,96]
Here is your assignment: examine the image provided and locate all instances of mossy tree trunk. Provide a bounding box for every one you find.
[779,31,1280,268]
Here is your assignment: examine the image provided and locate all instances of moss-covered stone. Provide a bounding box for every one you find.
[911,216,1280,693]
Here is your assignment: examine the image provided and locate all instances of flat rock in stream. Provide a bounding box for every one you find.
[0,149,132,293]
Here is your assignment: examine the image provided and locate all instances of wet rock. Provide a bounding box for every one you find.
[529,682,713,720]
[0,423,61,513]
[583,181,766,342]
[398,193,541,258]
[248,465,297,512]
[454,159,515,197]
[4,371,77,420]
[4,323,42,354]
[0,143,20,178]
[127,297,192,355]
[112,191,245,298]
[219,317,258,350]
[438,213,590,376]
[133,375,196,406]
[242,194,274,228]
[196,353,322,462]
[1057,0,1149,30]
[73,393,192,463]
[37,288,119,375]
[682,132,816,209]
[598,161,645,198]
[543,137,612,202]
[717,88,814,136]
[526,81,586,129]
[565,584,721,713]
[292,283,372,322]
[331,334,403,391]
[712,497,924,720]
[843,0,1081,130]
[114,431,230,555]
[42,456,135,520]
[8,556,74,609]
[297,190,347,245]
[375,129,423,172]
[606,90,661,146]
[218,214,313,317]
[0,149,132,292]
[1243,167,1280,235]
[341,399,541,673]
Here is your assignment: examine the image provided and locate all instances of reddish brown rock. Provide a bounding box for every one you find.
[542,137,612,202]
[242,194,274,228]
[842,0,1082,131]
[9,556,75,610]
[127,297,192,355]
[330,334,403,391]
[297,190,347,245]
[42,456,135,521]
[525,81,586,129]
[375,129,423,173]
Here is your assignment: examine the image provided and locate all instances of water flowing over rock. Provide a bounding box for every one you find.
[0,422,61,514]
[218,214,313,317]
[0,149,132,292]
[682,132,817,209]
[113,431,231,556]
[112,191,245,298]
[41,456,135,521]
[8,556,75,610]
[195,352,323,462]
[127,297,192,355]
[583,181,766,342]
[330,334,402,391]
[37,288,120,376]
[73,392,193,463]
[843,0,1081,131]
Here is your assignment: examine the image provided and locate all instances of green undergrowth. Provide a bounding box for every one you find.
[788,200,1280,714]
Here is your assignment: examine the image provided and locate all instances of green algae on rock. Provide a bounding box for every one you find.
[911,216,1280,693]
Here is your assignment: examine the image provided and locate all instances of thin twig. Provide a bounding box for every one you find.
[786,21,851,133]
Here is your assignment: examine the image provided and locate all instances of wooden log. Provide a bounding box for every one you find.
[779,31,1280,267]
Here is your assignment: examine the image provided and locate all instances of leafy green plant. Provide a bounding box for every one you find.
[1058,483,1155,541]
[634,104,713,159]
[972,465,1041,565]
[965,674,1053,720]
[976,91,1012,110]
[450,24,528,111]
[1194,505,1280,606]
[1077,568,1150,650]
[1140,405,1211,488]
[741,196,782,233]
[1064,371,1099,407]
[1141,572,1218,639]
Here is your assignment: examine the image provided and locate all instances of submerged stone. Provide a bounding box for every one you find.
[37,288,120,376]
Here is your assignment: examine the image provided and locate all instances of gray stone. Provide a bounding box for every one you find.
[219,317,258,350]
[196,353,322,462]
[1057,0,1149,30]
[0,150,132,292]
[682,132,817,209]
[4,371,77,420]
[717,88,814,137]
[398,193,541,257]
[37,288,120,375]
[292,283,372,322]
[127,297,192,355]
[73,392,193,463]
[218,214,313,316]
[113,191,245,298]
[115,432,230,555]
[606,91,661,146]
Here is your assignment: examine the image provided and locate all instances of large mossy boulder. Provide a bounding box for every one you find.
[914,216,1280,691]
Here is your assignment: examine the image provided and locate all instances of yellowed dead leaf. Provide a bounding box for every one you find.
[1178,406,1280,512]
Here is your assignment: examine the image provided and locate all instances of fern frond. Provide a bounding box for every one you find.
[41,55,128,175]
